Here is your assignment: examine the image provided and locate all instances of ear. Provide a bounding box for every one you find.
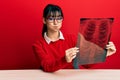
[43,18,46,24]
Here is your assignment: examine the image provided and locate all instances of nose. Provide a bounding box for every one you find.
[53,19,58,25]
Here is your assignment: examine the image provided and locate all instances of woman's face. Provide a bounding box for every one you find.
[44,11,63,32]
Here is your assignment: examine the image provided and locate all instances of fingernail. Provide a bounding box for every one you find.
[76,50,79,52]
[75,47,79,49]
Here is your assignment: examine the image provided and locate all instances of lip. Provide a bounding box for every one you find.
[53,25,59,27]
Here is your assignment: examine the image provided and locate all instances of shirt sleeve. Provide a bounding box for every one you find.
[32,41,70,72]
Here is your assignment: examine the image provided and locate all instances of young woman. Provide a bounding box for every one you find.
[33,4,116,72]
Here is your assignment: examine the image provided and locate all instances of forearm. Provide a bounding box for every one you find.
[40,57,69,72]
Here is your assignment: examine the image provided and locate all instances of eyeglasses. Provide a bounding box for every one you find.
[46,16,63,23]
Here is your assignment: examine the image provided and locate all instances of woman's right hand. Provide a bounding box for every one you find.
[65,47,79,63]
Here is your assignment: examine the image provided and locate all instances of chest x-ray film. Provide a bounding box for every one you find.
[73,18,114,68]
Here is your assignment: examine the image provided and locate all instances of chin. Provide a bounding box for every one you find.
[52,28,60,32]
[54,27,61,30]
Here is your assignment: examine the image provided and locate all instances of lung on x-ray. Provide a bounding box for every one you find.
[73,18,114,68]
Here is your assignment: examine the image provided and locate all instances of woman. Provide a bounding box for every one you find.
[33,4,116,72]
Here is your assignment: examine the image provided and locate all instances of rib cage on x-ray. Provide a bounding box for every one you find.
[73,18,114,68]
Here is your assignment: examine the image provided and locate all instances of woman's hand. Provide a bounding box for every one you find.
[65,47,79,63]
[106,41,116,56]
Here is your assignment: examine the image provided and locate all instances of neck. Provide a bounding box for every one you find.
[46,31,60,41]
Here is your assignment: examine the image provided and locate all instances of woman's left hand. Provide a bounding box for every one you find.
[106,41,116,56]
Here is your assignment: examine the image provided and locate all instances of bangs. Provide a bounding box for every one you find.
[47,11,62,17]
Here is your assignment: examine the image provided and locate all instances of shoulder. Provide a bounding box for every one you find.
[62,32,77,46]
[63,33,77,41]
[33,35,46,48]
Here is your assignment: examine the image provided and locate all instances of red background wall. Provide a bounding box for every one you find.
[0,0,120,69]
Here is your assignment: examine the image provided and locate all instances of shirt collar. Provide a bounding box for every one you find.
[44,31,64,44]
